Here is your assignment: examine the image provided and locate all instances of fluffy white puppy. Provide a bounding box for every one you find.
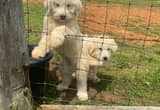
[32,0,82,58]
[75,37,118,100]
[31,0,85,100]
[53,35,118,101]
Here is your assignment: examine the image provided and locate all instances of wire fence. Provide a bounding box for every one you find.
[23,0,160,106]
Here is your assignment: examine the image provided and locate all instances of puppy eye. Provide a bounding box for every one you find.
[107,48,110,51]
[107,48,113,52]
[54,3,60,7]
[99,48,102,51]
[66,4,71,8]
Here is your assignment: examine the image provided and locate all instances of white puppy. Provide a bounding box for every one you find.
[31,0,86,100]
[32,0,83,58]
[54,35,118,101]
[61,36,118,101]
[75,36,118,100]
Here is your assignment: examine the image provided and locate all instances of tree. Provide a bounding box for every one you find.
[0,0,33,109]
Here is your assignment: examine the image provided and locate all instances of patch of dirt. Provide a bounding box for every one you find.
[24,0,160,46]
[79,4,160,46]
[88,87,126,104]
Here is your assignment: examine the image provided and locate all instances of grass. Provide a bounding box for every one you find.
[97,42,160,105]
[111,0,160,7]
[41,43,160,106]
[109,17,160,37]
[127,18,160,37]
[23,2,160,106]
[86,0,160,7]
[23,3,45,44]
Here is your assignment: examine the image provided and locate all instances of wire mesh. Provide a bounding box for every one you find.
[23,0,160,106]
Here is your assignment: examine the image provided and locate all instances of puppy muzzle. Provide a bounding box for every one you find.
[60,15,66,20]
[103,57,108,61]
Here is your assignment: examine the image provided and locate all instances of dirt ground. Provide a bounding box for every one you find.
[24,0,160,46]
[79,4,160,46]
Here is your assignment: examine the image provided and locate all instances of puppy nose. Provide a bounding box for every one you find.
[103,57,108,61]
[60,15,66,20]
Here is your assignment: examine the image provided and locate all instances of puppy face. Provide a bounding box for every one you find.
[44,0,82,22]
[89,39,118,65]
[90,48,111,65]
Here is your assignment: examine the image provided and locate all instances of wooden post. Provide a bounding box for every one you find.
[0,0,33,109]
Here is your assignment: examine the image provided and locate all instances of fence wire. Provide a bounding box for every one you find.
[24,0,160,106]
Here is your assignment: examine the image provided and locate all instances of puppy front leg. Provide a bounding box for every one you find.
[32,26,67,59]
[57,72,72,91]
[49,28,65,48]
[32,34,50,59]
[57,58,73,91]
[76,70,88,101]
[50,25,75,49]
[89,66,100,82]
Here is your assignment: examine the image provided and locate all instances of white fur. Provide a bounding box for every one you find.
[76,37,118,100]
[31,0,118,101]
[56,34,118,101]
[32,0,82,59]
[31,0,85,100]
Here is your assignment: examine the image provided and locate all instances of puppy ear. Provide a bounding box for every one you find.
[107,39,118,53]
[44,0,48,9]
[111,45,118,53]
[74,0,83,16]
[88,48,100,59]
[44,0,51,12]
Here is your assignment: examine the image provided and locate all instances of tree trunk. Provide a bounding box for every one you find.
[0,0,33,109]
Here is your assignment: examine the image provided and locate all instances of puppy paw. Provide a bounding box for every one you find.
[32,47,45,59]
[77,92,88,101]
[57,83,69,91]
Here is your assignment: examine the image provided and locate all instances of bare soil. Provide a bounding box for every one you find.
[24,0,160,46]
[79,4,160,46]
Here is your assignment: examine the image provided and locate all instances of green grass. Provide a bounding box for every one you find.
[23,3,45,44]
[86,0,160,7]
[24,2,160,106]
[111,0,160,7]
[41,43,160,106]
[127,18,160,37]
[97,43,160,105]
[109,17,160,37]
